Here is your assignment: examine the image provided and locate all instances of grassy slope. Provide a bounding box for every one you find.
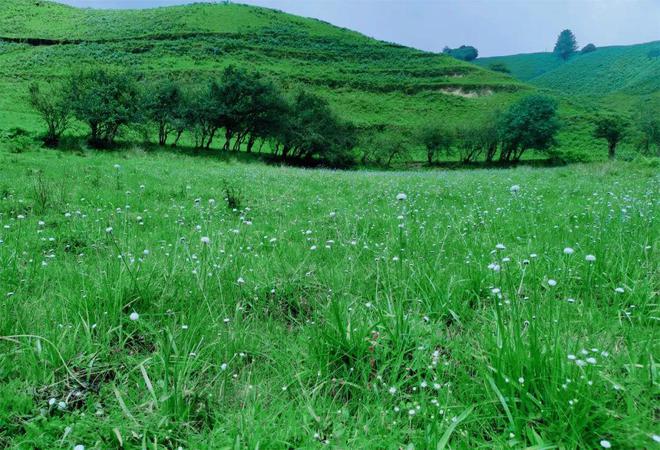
[476,41,660,94]
[0,0,525,136]
[0,146,657,448]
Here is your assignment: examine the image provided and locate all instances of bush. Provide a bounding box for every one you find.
[443,45,478,61]
[488,62,511,74]
[580,43,597,54]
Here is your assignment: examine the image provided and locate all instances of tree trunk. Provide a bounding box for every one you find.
[246,135,256,153]
[608,142,616,160]
[172,130,183,148]
[223,129,233,151]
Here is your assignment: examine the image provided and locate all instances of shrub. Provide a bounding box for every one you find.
[580,43,597,54]
[443,45,478,61]
[488,62,511,74]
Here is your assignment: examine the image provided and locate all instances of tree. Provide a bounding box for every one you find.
[456,121,499,163]
[498,95,560,162]
[443,45,479,61]
[69,70,141,148]
[28,81,71,147]
[275,91,356,166]
[635,100,660,155]
[553,29,578,60]
[143,81,185,146]
[419,124,453,164]
[593,115,627,160]
[581,43,597,54]
[362,132,409,167]
[488,62,511,74]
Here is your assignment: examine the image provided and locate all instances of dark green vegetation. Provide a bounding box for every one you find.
[553,29,578,61]
[442,45,479,61]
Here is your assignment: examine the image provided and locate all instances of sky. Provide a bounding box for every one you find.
[56,0,660,57]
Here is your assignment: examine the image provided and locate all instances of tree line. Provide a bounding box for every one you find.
[28,68,658,167]
[29,66,357,166]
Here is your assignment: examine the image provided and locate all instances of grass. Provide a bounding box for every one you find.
[476,41,660,96]
[0,144,657,448]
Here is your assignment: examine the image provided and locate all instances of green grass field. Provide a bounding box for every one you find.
[0,145,658,448]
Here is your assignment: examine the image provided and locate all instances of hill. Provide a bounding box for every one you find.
[476,41,660,96]
[0,0,526,136]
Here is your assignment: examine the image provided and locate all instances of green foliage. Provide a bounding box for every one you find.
[443,45,479,61]
[553,29,578,61]
[498,95,560,161]
[634,99,660,155]
[419,124,454,164]
[68,69,142,148]
[488,62,511,74]
[580,43,596,54]
[277,91,357,166]
[455,120,499,162]
[593,115,628,159]
[143,81,186,146]
[28,81,70,147]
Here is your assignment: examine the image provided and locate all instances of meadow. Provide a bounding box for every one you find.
[0,146,657,448]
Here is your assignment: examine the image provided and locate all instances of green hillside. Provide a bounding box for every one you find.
[476,41,660,95]
[0,0,526,136]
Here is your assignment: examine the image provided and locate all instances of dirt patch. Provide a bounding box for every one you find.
[439,87,494,98]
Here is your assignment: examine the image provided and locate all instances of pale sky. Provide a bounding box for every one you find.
[56,0,660,57]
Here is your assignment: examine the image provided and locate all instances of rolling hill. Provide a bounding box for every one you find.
[476,41,660,96]
[0,0,527,137]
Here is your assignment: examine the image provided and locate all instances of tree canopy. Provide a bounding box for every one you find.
[554,29,578,60]
[498,95,560,162]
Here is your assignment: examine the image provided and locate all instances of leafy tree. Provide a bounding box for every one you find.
[362,132,409,167]
[498,95,560,162]
[553,29,578,60]
[28,81,71,147]
[184,84,217,149]
[593,115,628,160]
[242,79,289,153]
[419,124,453,164]
[488,62,511,74]
[635,100,660,155]
[443,45,479,61]
[580,43,597,54]
[143,81,185,146]
[69,70,141,148]
[276,91,356,166]
[456,121,499,163]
